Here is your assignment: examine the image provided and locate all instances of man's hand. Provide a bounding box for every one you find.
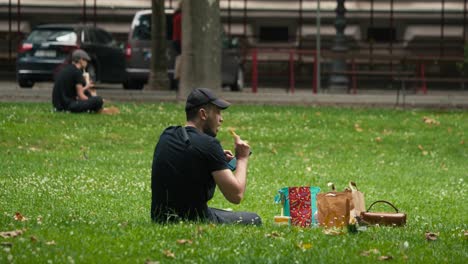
[229,128,250,160]
[224,150,234,161]
[234,135,250,160]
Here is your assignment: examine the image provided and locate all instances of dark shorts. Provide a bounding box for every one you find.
[207,207,262,226]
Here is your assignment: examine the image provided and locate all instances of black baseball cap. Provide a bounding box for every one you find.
[185,88,231,111]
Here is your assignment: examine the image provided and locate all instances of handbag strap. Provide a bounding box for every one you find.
[366,200,400,213]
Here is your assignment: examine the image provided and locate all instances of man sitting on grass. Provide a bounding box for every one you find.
[151,88,261,225]
[52,49,117,114]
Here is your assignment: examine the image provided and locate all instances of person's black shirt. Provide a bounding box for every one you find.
[151,126,229,222]
[52,64,85,111]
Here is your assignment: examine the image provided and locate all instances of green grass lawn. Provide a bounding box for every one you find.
[0,102,467,263]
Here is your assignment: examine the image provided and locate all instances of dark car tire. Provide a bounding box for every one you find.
[18,78,34,88]
[230,68,244,91]
[123,79,144,90]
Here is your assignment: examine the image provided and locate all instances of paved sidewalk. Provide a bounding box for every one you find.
[1,82,467,109]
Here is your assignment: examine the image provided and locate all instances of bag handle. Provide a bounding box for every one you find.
[366,200,400,213]
[349,181,359,191]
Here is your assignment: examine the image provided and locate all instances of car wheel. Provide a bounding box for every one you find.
[18,78,34,88]
[230,68,244,91]
[123,79,144,90]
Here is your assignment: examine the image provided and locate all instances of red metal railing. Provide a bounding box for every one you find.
[249,48,317,94]
[419,61,427,94]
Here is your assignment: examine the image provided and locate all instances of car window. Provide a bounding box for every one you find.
[26,29,77,43]
[132,13,173,41]
[221,31,230,49]
[82,29,92,43]
[132,14,152,40]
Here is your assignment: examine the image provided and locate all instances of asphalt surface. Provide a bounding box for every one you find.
[1,81,467,109]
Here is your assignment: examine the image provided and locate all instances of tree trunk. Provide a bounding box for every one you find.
[147,0,169,90]
[178,0,221,100]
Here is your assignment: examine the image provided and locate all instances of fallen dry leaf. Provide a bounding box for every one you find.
[14,212,28,222]
[382,129,392,135]
[163,249,175,258]
[0,230,25,238]
[46,240,56,246]
[461,140,465,145]
[265,231,282,238]
[440,163,448,171]
[360,248,380,256]
[30,236,38,243]
[297,242,313,250]
[354,123,363,132]
[100,106,120,115]
[425,232,439,241]
[464,230,468,238]
[375,137,382,143]
[422,116,440,125]
[417,145,428,155]
[176,239,193,245]
[378,255,393,261]
[37,216,43,225]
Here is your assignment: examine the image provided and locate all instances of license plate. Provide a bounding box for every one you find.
[35,50,56,57]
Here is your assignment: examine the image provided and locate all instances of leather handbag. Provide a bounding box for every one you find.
[360,200,406,226]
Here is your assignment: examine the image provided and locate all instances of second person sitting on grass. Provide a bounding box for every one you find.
[52,49,118,114]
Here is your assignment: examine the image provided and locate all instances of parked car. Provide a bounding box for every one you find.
[16,24,127,88]
[125,9,244,91]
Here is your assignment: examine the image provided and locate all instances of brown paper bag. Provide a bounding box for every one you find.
[316,187,352,228]
[349,182,366,219]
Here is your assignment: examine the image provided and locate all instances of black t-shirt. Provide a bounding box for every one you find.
[151,126,229,222]
[52,64,85,111]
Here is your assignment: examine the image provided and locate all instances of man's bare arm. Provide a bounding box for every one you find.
[213,157,248,204]
[213,134,250,204]
[75,82,94,100]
